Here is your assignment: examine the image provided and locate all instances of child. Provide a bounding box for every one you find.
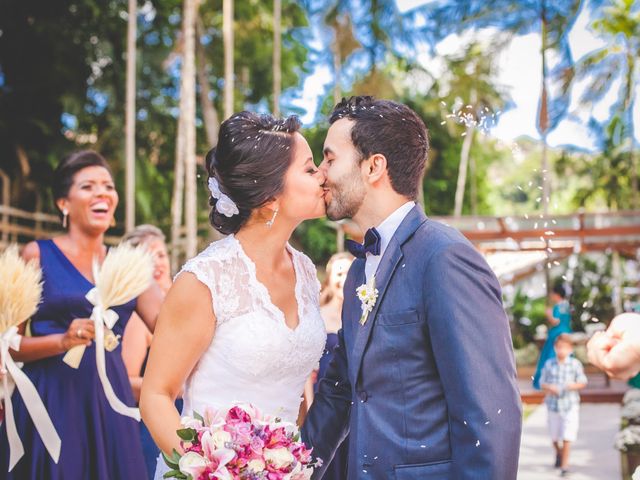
[540,333,588,477]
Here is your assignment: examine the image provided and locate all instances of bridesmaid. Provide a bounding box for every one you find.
[0,151,163,479]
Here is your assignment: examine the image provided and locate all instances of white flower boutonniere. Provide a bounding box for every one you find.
[356,276,378,326]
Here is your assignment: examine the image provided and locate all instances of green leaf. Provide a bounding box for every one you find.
[163,469,188,479]
[162,451,179,470]
[177,428,197,442]
[193,411,204,423]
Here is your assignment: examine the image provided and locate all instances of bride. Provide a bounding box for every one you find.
[140,112,328,477]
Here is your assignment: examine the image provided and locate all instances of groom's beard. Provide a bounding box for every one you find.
[325,168,366,221]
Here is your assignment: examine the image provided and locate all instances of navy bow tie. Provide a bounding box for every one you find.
[346,228,381,259]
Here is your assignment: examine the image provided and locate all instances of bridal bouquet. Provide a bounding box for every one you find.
[163,404,316,480]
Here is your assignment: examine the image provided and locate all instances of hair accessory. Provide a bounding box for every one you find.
[208,177,239,217]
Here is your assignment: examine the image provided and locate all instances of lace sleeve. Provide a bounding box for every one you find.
[176,256,222,325]
[175,238,254,326]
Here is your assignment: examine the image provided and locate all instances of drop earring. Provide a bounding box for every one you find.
[266,208,278,228]
[62,209,68,229]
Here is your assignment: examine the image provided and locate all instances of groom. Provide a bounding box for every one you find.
[302,96,522,479]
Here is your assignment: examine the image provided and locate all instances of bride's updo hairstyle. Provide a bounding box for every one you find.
[205,111,302,235]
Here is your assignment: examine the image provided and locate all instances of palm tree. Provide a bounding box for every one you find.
[125,0,137,232]
[172,0,198,262]
[422,0,582,215]
[196,15,220,147]
[324,7,360,105]
[273,0,282,116]
[441,42,509,217]
[223,0,234,119]
[575,0,640,208]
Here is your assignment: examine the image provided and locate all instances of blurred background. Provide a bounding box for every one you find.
[0,1,639,476]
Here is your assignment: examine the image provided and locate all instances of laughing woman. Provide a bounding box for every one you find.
[0,151,163,479]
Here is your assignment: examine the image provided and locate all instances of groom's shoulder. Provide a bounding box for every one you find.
[412,217,474,255]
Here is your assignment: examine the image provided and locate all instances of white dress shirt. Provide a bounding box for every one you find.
[364,201,415,283]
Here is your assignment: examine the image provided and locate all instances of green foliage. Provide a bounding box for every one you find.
[567,254,616,330]
[294,218,337,268]
[504,289,547,349]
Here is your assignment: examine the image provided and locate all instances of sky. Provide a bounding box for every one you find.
[292,0,640,152]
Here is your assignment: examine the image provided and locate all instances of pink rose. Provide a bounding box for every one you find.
[226,406,251,424]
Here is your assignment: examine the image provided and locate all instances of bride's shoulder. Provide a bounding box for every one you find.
[177,236,240,279]
[188,235,239,263]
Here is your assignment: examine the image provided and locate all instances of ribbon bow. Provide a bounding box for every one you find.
[1,326,61,471]
[84,288,140,421]
[346,228,381,259]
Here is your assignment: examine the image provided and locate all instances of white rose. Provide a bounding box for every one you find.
[178,451,208,478]
[264,447,295,469]
[247,459,266,472]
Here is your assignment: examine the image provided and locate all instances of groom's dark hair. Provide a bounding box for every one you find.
[329,96,429,200]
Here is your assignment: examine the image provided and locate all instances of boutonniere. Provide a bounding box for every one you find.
[356,275,378,326]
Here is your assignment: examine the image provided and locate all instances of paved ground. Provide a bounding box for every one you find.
[518,403,621,479]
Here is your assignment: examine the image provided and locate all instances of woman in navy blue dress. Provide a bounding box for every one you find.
[0,151,163,479]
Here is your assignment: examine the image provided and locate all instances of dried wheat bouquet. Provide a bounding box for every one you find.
[0,245,60,471]
[62,243,153,420]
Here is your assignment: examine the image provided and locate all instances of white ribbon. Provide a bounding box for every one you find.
[85,288,141,421]
[0,326,61,471]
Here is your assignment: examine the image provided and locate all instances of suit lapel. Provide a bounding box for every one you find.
[348,205,428,382]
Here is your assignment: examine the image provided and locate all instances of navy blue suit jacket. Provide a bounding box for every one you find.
[302,205,522,479]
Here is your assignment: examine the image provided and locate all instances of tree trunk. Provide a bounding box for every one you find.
[332,37,341,106]
[181,0,198,259]
[125,0,137,232]
[223,0,234,119]
[196,15,219,147]
[170,113,185,272]
[470,150,478,216]
[624,49,638,209]
[273,0,281,116]
[612,250,623,315]
[538,8,551,217]
[454,124,474,217]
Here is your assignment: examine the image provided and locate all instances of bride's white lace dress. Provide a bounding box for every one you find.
[153,235,327,478]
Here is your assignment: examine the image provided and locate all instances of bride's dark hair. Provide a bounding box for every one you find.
[205,111,302,235]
